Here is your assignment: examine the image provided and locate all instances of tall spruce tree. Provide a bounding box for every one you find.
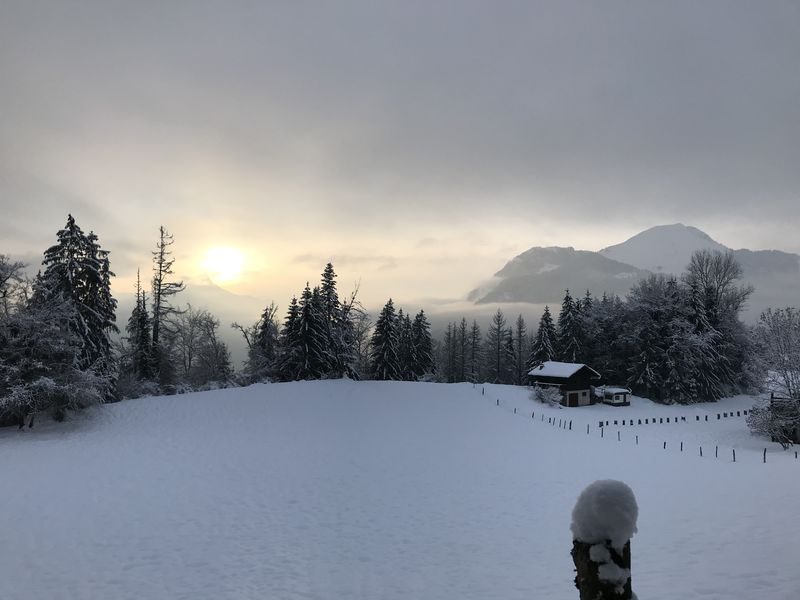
[485,308,508,383]
[411,309,434,377]
[528,305,558,369]
[35,215,117,374]
[370,299,400,380]
[558,289,583,363]
[294,285,329,379]
[126,269,154,380]
[513,314,528,385]
[277,296,302,380]
[468,320,482,383]
[396,310,416,381]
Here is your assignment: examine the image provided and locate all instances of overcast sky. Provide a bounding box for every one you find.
[2,1,799,310]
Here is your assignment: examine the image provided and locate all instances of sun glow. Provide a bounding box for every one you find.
[201,246,246,285]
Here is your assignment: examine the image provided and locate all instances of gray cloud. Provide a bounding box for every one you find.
[1,0,799,299]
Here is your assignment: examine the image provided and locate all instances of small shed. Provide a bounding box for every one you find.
[528,361,601,407]
[594,386,632,407]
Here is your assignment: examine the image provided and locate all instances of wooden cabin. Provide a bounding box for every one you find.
[594,386,632,407]
[528,361,601,407]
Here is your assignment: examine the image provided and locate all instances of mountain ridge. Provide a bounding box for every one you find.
[469,224,800,320]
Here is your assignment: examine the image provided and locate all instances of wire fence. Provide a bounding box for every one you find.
[475,384,797,465]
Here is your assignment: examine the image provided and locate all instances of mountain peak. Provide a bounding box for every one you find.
[599,224,728,274]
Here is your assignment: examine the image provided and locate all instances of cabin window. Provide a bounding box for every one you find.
[581,391,587,397]
[614,395,620,401]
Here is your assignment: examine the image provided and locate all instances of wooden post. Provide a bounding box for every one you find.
[635,435,638,445]
[514,407,517,414]
[571,481,636,600]
[715,445,718,458]
[763,448,767,463]
[569,420,573,431]
[680,442,683,452]
[601,428,604,438]
[663,441,666,449]
[617,431,621,441]
[700,446,703,457]
[733,449,736,463]
[496,398,499,406]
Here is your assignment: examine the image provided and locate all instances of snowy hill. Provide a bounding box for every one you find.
[599,223,729,275]
[1,380,798,600]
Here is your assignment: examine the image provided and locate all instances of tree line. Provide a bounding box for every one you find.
[436,249,763,404]
[1,217,796,428]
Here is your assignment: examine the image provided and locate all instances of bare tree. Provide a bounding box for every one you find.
[0,254,26,318]
[684,249,753,325]
[755,307,800,399]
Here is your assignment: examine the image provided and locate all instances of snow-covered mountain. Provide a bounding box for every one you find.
[470,224,800,319]
[468,246,648,304]
[599,223,728,274]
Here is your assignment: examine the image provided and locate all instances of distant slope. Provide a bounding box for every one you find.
[470,224,800,319]
[469,246,648,304]
[599,223,728,274]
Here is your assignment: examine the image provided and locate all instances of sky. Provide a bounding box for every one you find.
[2,1,799,316]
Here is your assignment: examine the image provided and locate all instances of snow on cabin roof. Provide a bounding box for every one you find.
[528,361,600,379]
[597,386,631,395]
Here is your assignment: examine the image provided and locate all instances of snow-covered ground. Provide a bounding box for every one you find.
[1,380,798,600]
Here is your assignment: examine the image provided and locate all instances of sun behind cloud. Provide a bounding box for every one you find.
[201,246,246,285]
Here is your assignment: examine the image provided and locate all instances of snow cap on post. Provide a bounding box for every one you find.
[571,480,638,551]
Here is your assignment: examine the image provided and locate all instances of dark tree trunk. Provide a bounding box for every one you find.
[571,539,632,599]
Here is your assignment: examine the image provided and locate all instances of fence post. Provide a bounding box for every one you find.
[763,448,767,463]
[700,446,703,457]
[587,424,590,435]
[635,435,638,445]
[617,431,621,441]
[715,445,718,458]
[571,480,637,600]
[733,449,736,463]
[569,420,573,431]
[496,398,499,406]
[514,407,517,414]
[680,442,683,452]
[663,441,666,450]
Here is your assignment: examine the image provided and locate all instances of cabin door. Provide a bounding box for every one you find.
[568,392,579,407]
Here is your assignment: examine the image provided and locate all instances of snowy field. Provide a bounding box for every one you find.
[1,380,799,600]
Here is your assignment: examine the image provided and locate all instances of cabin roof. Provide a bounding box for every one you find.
[528,361,600,379]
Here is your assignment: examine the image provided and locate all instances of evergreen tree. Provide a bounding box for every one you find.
[125,269,154,379]
[294,285,329,379]
[34,215,117,375]
[558,289,583,363]
[485,308,508,383]
[396,310,416,380]
[456,318,467,382]
[513,314,528,385]
[467,320,483,383]
[528,305,557,369]
[411,310,434,377]
[370,298,400,380]
[277,296,302,380]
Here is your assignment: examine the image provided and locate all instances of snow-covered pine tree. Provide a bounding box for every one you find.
[458,317,468,382]
[513,314,528,385]
[467,320,482,383]
[125,269,155,380]
[411,310,434,378]
[527,305,557,369]
[34,215,118,377]
[485,308,508,383]
[276,296,302,380]
[293,285,329,380]
[396,310,416,381]
[0,288,111,424]
[558,290,583,363]
[318,263,359,378]
[370,298,400,380]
